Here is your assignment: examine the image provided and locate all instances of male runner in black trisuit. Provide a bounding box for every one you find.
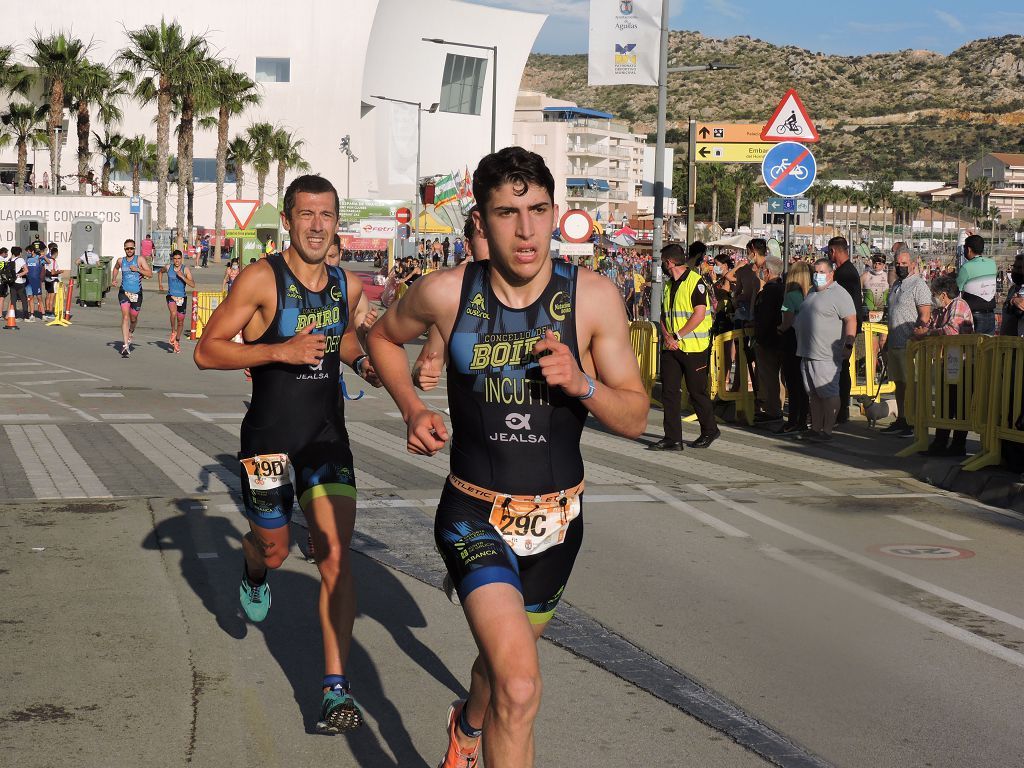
[195,175,378,734]
[369,148,649,768]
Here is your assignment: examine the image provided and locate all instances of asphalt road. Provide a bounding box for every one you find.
[1,263,1022,768]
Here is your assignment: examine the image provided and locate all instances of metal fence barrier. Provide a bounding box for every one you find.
[189,290,226,340]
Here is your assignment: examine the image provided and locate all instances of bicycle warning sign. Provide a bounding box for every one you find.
[761,89,819,143]
[761,141,817,198]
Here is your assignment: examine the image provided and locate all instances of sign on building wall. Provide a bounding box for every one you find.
[588,0,661,87]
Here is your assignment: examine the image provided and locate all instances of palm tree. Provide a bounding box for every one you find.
[208,64,261,261]
[118,18,207,230]
[171,52,215,248]
[0,45,32,99]
[863,182,880,247]
[92,129,125,195]
[114,134,157,197]
[1,101,47,192]
[973,177,992,215]
[227,135,253,199]
[28,32,91,193]
[272,128,311,205]
[989,206,1001,246]
[903,194,922,243]
[69,63,132,193]
[729,165,758,233]
[701,162,728,227]
[246,121,277,204]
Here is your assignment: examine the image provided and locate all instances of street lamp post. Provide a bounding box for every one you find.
[370,96,439,261]
[649,0,737,322]
[339,135,358,199]
[422,37,497,154]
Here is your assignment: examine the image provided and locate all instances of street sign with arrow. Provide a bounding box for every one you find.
[695,142,770,164]
[695,123,763,143]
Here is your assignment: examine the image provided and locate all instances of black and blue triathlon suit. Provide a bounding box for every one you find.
[166,265,188,315]
[436,259,587,624]
[239,252,356,529]
[118,254,143,312]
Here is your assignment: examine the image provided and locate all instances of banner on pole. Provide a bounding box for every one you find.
[588,0,661,86]
[387,102,418,186]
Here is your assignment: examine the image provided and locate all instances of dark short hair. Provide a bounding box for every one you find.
[964,234,984,256]
[11,246,21,256]
[0,247,7,254]
[871,253,886,262]
[48,242,57,250]
[714,252,734,269]
[661,242,687,265]
[747,238,767,257]
[124,238,136,246]
[283,174,340,222]
[931,274,959,298]
[464,206,479,241]
[332,233,341,249]
[172,249,183,257]
[472,147,554,216]
[828,236,849,253]
[688,240,707,262]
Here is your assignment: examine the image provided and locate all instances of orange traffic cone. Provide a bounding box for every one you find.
[4,307,18,330]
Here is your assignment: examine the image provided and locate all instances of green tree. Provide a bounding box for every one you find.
[702,162,728,227]
[208,64,261,261]
[227,135,253,199]
[272,128,311,205]
[118,18,207,230]
[69,62,131,193]
[0,101,47,192]
[0,45,32,99]
[246,121,277,204]
[92,129,125,195]
[113,134,157,197]
[729,165,758,232]
[28,31,91,193]
[171,51,215,247]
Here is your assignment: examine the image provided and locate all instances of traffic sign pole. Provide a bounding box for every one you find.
[783,212,791,273]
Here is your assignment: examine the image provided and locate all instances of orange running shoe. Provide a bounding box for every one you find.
[438,701,479,768]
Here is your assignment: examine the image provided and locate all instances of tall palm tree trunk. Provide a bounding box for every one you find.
[733,183,743,232]
[132,166,140,197]
[77,102,90,193]
[156,82,171,229]
[235,167,245,200]
[49,80,65,192]
[215,105,229,262]
[16,139,28,191]
[257,171,266,205]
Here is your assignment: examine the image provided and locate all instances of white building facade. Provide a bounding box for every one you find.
[0,0,544,234]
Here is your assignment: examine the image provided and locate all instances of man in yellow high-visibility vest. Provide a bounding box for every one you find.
[649,242,720,450]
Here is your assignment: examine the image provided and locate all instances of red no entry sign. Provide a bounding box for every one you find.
[395,207,412,225]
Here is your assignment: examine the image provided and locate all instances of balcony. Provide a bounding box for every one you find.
[566,142,608,156]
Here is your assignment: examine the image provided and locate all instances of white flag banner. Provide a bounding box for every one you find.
[588,0,661,86]
[387,101,418,186]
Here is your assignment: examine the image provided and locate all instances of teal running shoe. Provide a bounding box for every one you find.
[316,687,364,733]
[239,576,270,622]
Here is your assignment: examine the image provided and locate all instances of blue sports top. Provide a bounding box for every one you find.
[167,264,187,297]
[120,254,142,293]
[446,260,587,495]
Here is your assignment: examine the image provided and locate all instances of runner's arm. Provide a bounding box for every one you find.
[137,257,153,279]
[536,273,649,439]
[412,325,446,391]
[194,262,324,370]
[342,277,380,386]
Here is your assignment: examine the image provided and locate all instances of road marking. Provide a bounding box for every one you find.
[346,422,451,478]
[112,423,238,495]
[640,485,749,537]
[0,362,43,367]
[196,552,219,559]
[1,354,110,381]
[689,484,1024,633]
[886,515,971,542]
[8,384,99,422]
[933,492,1024,523]
[0,414,56,422]
[6,425,111,498]
[0,370,65,376]
[16,377,106,386]
[582,430,766,483]
[854,493,941,499]
[81,393,124,398]
[5,426,60,497]
[762,545,1024,670]
[0,393,32,398]
[801,480,844,497]
[100,413,154,421]
[184,409,246,422]
[165,393,208,399]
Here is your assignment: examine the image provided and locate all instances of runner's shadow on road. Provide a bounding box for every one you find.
[145,340,176,353]
[143,503,445,766]
[197,453,241,496]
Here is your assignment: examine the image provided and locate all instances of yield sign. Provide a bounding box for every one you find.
[761,89,819,143]
[225,199,260,230]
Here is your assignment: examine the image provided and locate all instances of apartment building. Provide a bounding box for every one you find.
[968,153,1024,220]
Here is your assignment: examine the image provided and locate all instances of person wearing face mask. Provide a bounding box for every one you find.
[911,275,974,456]
[793,259,858,441]
[881,249,932,436]
[1000,253,1024,337]
[956,234,997,334]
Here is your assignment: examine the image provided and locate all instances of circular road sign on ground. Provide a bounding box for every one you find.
[869,544,975,560]
[559,209,595,244]
[761,141,816,198]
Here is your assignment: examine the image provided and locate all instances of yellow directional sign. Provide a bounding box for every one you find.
[226,229,257,238]
[695,143,771,164]
[695,123,764,143]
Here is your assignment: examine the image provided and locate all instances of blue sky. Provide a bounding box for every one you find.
[471,0,1024,56]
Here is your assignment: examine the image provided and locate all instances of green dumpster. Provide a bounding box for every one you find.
[77,265,104,306]
[99,257,113,293]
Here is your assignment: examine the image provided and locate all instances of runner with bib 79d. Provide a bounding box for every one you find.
[368,147,649,768]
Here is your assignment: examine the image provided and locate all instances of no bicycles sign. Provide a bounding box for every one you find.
[761,141,816,199]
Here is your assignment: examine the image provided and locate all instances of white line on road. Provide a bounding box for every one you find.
[762,545,1024,670]
[800,481,844,497]
[0,414,56,422]
[689,484,1024,634]
[0,370,63,375]
[640,485,749,538]
[886,514,971,542]
[0,393,31,398]
[16,378,105,386]
[100,413,154,421]
[113,423,238,495]
[184,409,246,422]
[80,393,124,398]
[1,354,110,381]
[165,393,208,399]
[854,493,942,499]
[934,492,1024,524]
[0,362,44,366]
[8,384,99,422]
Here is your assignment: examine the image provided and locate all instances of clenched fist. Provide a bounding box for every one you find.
[532,329,589,398]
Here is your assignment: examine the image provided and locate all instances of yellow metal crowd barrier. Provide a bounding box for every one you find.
[962,336,1024,471]
[190,290,226,340]
[897,335,989,459]
[711,328,755,425]
[629,321,660,405]
[849,321,895,399]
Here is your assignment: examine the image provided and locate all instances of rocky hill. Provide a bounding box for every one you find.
[522,32,1024,180]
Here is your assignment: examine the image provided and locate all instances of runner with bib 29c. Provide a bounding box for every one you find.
[368,147,649,768]
[194,174,380,735]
